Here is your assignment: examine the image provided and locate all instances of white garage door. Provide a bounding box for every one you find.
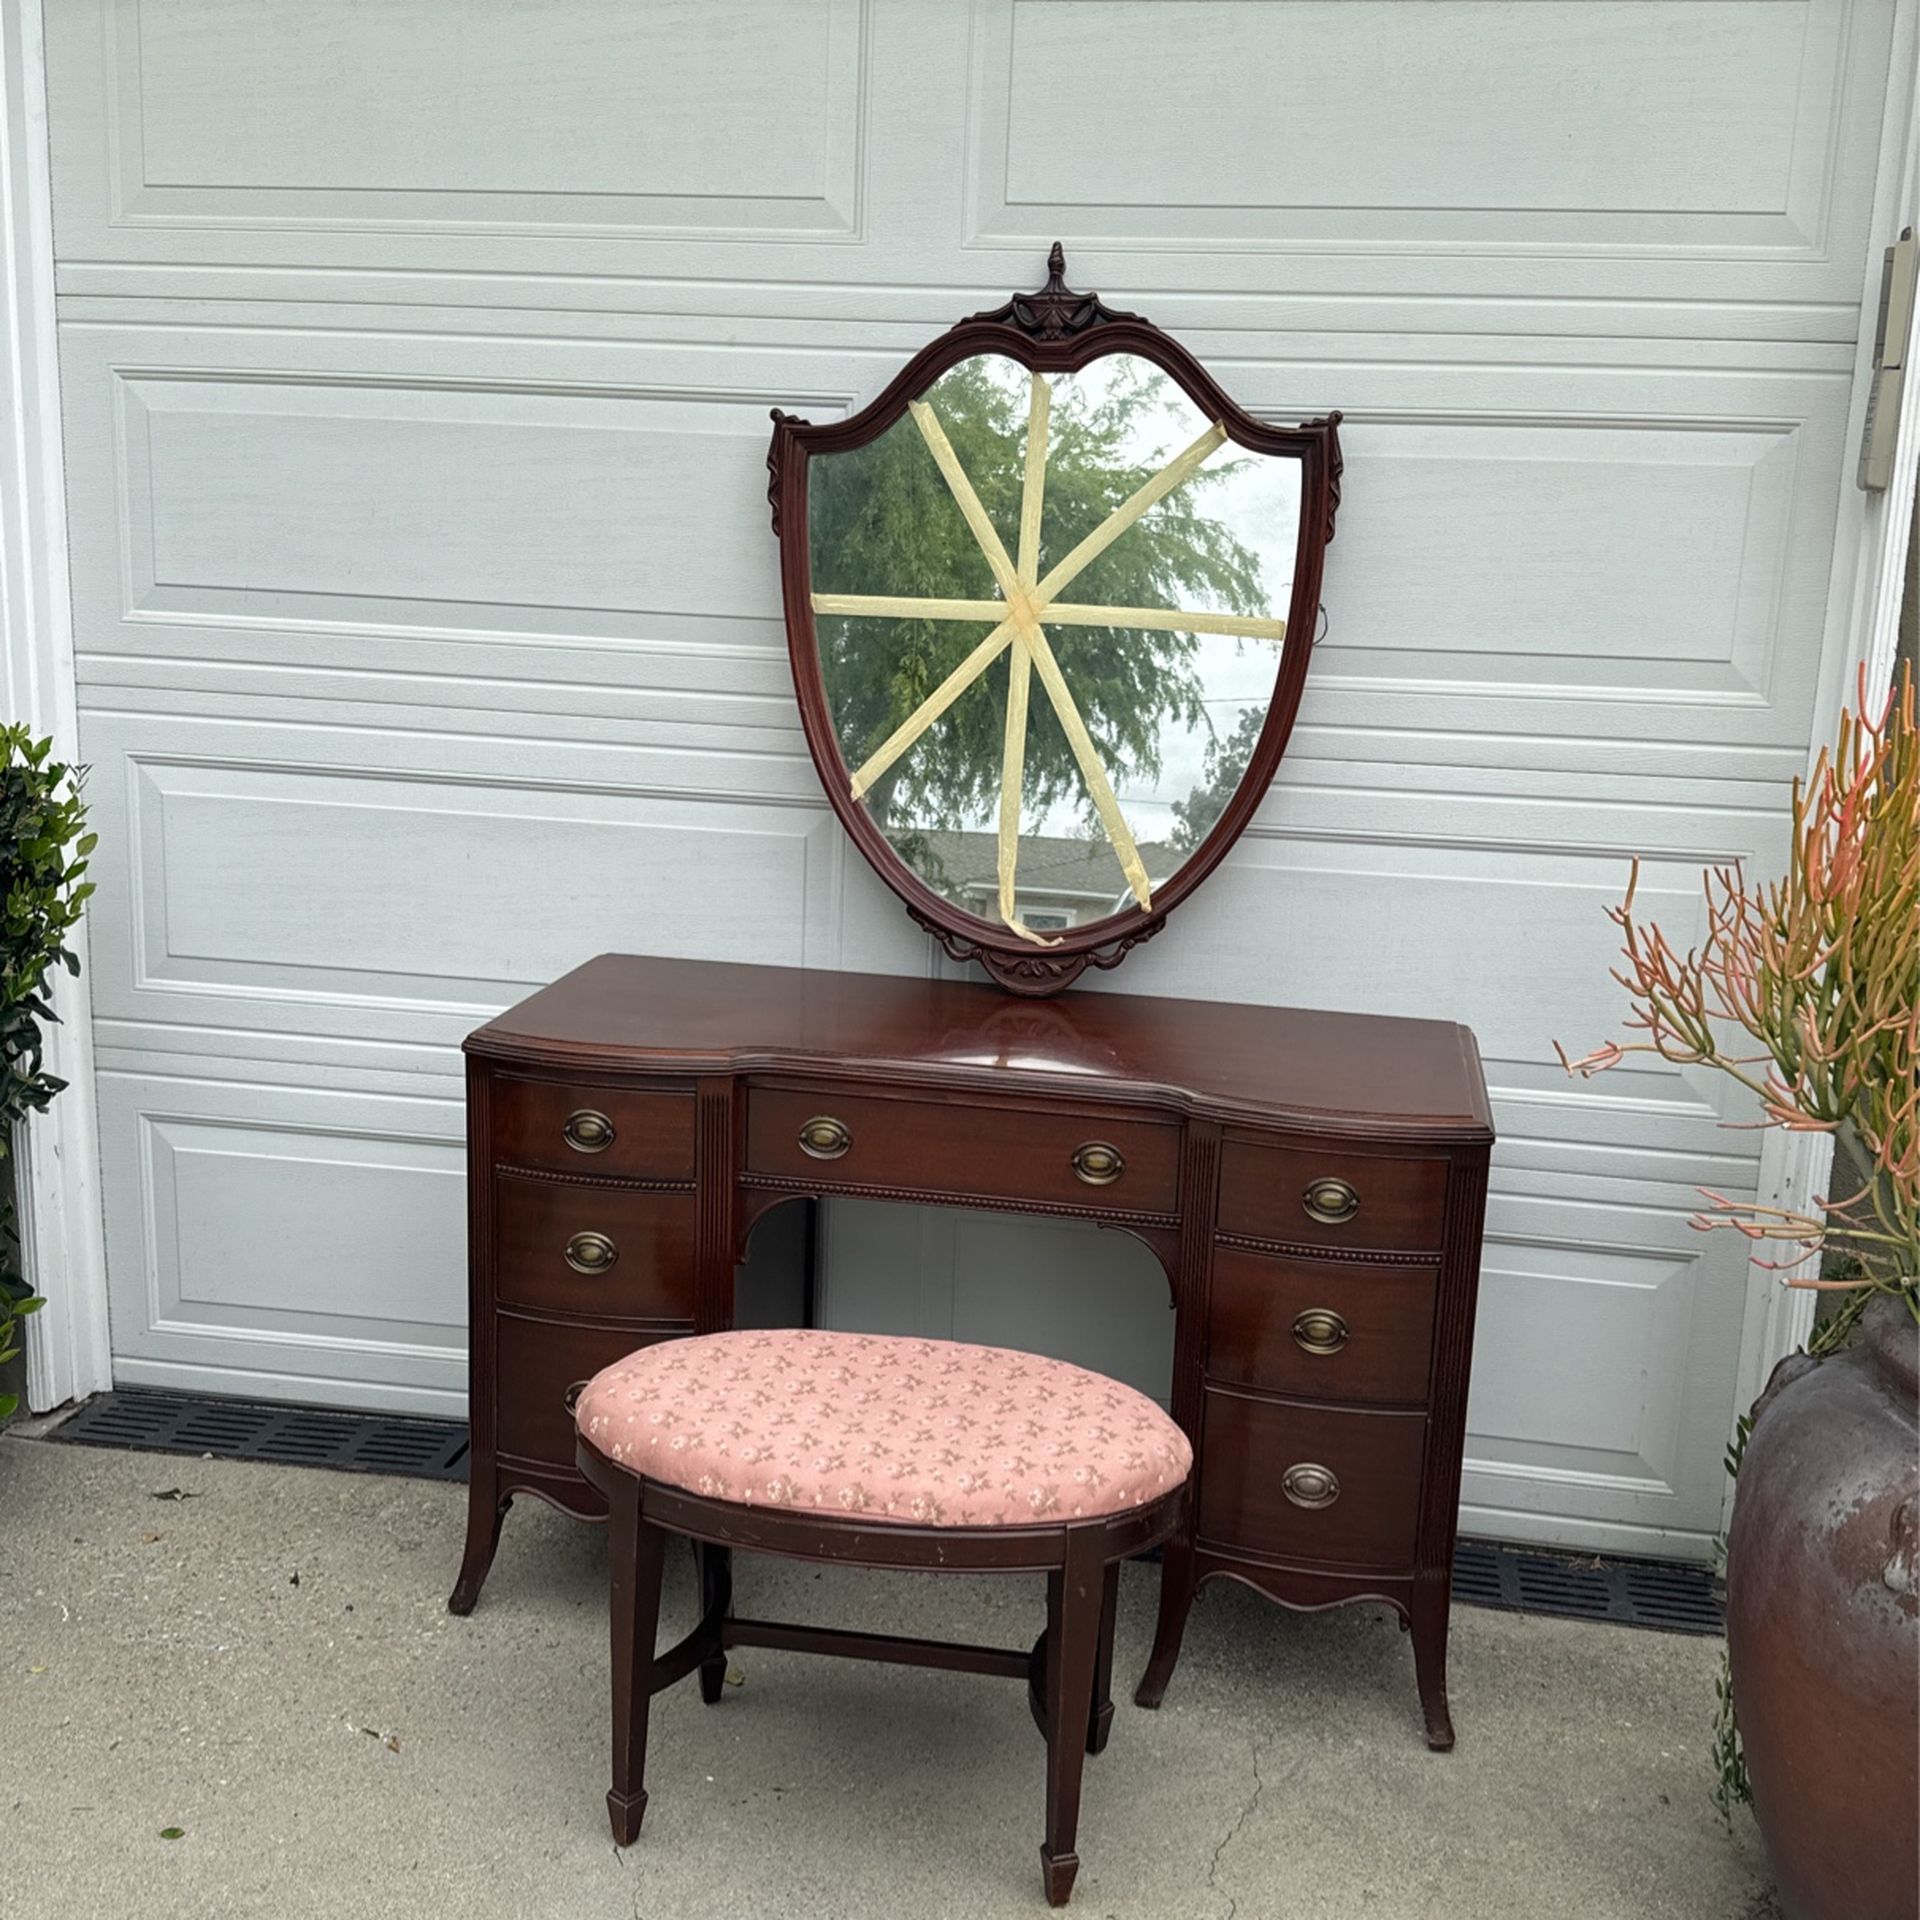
[43,1,1905,1559]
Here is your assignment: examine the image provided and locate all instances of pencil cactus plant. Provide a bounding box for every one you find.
[1,725,95,1419]
[1559,663,1919,1305]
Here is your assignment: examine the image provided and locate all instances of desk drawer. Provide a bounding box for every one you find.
[492,1076,695,1181]
[1207,1246,1436,1406]
[1196,1389,1426,1574]
[494,1176,697,1321]
[495,1316,677,1470]
[1218,1141,1447,1253]
[744,1087,1180,1216]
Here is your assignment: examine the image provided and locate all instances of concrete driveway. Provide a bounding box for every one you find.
[0,1433,1773,1919]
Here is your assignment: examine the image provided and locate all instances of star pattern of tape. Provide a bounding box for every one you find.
[815,373,1285,938]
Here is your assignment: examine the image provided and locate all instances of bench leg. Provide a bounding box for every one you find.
[1040,1528,1106,1906]
[607,1477,667,1845]
[1086,1562,1120,1756]
[695,1542,733,1704]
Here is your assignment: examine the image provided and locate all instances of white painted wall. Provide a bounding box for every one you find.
[33,0,1914,1556]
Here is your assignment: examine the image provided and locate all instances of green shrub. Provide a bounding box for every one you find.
[1,727,94,1418]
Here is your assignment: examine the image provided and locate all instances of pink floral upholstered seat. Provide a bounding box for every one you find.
[575,1328,1192,1527]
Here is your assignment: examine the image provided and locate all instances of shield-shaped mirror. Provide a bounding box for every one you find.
[768,248,1341,994]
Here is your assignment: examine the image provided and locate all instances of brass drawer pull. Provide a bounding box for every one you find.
[1292,1308,1350,1356]
[563,1379,588,1417]
[1302,1176,1360,1226]
[562,1108,616,1154]
[1071,1141,1125,1186]
[797,1115,852,1160]
[1282,1462,1341,1510]
[564,1230,618,1275]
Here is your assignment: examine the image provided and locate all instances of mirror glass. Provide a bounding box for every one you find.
[808,350,1303,943]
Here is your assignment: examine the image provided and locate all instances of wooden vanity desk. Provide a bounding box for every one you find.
[450,950,1492,1747]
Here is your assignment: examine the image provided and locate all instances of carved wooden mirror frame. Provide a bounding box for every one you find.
[767,246,1342,995]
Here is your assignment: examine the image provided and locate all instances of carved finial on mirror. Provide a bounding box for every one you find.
[970,241,1140,344]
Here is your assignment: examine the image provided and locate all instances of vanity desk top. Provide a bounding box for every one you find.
[470,952,1492,1143]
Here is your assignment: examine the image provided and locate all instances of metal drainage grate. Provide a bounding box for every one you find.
[1451,1537,1723,1636]
[44,1388,468,1482]
[43,1393,1723,1634]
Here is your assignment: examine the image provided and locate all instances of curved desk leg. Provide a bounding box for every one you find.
[1134,1532,1196,1709]
[1410,1586,1455,1751]
[449,1459,510,1616]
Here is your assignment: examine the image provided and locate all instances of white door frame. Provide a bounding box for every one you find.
[1,1,1914,1423]
[1,0,111,1411]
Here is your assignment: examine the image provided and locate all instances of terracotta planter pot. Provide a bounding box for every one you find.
[1726,1293,1919,1920]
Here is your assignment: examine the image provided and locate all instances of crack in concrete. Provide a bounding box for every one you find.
[1207,1732,1268,1920]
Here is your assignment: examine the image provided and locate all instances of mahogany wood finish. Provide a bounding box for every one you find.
[577,1438,1179,1907]
[766,246,1343,995]
[451,952,1493,1748]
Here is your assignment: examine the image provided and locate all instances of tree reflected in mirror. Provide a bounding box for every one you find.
[808,351,1300,940]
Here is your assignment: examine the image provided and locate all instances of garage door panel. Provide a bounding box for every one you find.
[975,0,1846,254]
[49,0,869,253]
[128,762,833,1004]
[1460,1215,1754,1551]
[122,375,801,630]
[46,0,1893,312]
[1222,374,1849,752]
[96,1071,470,1410]
[1467,1237,1708,1489]
[1315,418,1801,699]
[58,320,1854,766]
[75,714,926,1045]
[55,322,857,660]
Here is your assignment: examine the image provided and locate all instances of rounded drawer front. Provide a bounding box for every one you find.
[495,1316,673,1469]
[1205,1246,1437,1405]
[494,1177,697,1322]
[744,1087,1180,1216]
[1218,1141,1449,1253]
[1196,1389,1426,1574]
[491,1076,696,1181]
